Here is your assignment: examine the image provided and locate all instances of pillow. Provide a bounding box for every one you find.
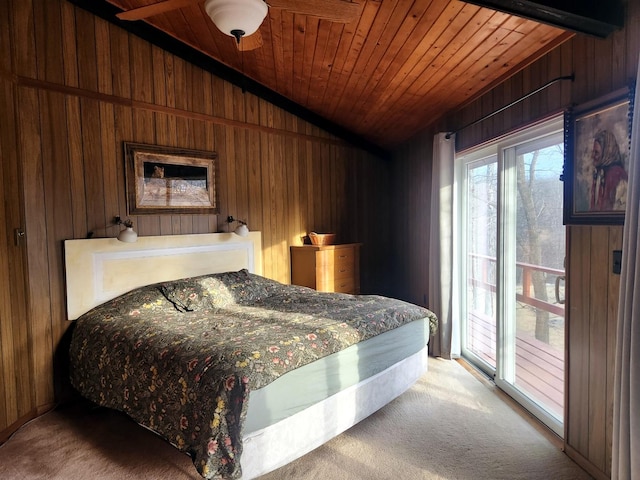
[203,269,280,304]
[159,269,284,311]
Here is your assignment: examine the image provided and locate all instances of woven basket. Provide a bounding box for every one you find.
[309,232,336,246]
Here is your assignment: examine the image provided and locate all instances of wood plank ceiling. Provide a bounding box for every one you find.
[94,0,574,152]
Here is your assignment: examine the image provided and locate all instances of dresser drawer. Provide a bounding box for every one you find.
[333,278,355,293]
[291,243,361,294]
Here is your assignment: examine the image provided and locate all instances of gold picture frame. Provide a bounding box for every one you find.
[124,142,218,215]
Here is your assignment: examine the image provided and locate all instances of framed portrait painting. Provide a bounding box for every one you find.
[563,85,634,225]
[124,142,218,215]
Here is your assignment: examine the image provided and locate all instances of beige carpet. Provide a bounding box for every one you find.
[0,358,592,480]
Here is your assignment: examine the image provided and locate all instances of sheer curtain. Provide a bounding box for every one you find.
[428,132,460,358]
[611,56,640,479]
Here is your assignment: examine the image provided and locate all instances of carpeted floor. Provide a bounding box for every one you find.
[0,358,592,480]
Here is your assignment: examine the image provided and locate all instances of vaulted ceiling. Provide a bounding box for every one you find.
[80,0,577,153]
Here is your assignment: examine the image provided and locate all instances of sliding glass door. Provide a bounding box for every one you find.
[459,117,566,436]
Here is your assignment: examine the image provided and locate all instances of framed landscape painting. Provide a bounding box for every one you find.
[124,142,219,215]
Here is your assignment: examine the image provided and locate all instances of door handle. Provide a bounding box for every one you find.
[555,275,565,305]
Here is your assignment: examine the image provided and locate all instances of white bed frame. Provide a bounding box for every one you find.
[64,232,429,479]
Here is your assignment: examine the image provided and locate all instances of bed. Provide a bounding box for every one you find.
[65,232,437,480]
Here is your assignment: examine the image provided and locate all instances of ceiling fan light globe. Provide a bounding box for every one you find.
[204,0,268,38]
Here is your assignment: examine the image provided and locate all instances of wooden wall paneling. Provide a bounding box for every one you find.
[303,133,315,239]
[544,48,562,111]
[198,64,215,236]
[233,125,249,229]
[481,90,494,142]
[609,29,625,92]
[579,37,598,103]
[100,102,119,234]
[331,144,345,239]
[0,143,15,432]
[328,145,337,236]
[594,35,614,96]
[258,98,275,279]
[38,90,74,398]
[246,95,265,238]
[209,76,225,234]
[509,63,527,128]
[152,45,169,142]
[0,75,33,436]
[390,142,409,298]
[559,42,573,106]
[154,111,175,236]
[17,85,54,410]
[130,34,160,237]
[587,227,610,472]
[114,103,134,225]
[0,2,10,74]
[109,23,131,99]
[233,89,249,232]
[33,0,64,85]
[159,52,184,234]
[627,10,640,80]
[282,127,295,278]
[490,82,506,136]
[60,2,79,88]
[0,73,12,430]
[81,98,108,236]
[10,0,37,79]
[566,226,591,454]
[75,9,98,92]
[173,74,195,236]
[223,83,239,235]
[297,135,309,244]
[524,55,542,117]
[65,97,88,239]
[311,134,325,232]
[271,108,288,283]
[130,33,154,105]
[95,20,114,95]
[321,143,332,232]
[213,123,227,235]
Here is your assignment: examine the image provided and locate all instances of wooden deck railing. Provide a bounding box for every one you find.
[466,253,565,418]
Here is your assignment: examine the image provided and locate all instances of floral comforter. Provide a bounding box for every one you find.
[69,269,437,479]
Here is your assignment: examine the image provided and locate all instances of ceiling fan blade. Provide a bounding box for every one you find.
[116,0,201,21]
[236,31,264,51]
[268,0,361,23]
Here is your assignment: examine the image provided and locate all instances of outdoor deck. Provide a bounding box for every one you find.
[467,311,564,418]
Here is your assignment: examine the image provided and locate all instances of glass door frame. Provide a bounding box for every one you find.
[456,115,565,437]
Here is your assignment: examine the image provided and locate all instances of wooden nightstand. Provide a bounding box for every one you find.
[290,243,362,294]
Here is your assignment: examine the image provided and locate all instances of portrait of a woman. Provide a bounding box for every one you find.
[568,90,632,224]
[590,129,628,211]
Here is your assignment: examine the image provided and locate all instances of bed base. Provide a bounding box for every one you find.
[241,346,429,479]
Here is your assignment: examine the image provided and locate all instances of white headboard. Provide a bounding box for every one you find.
[64,232,262,320]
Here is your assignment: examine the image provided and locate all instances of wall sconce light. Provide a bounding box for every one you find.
[116,217,138,243]
[87,215,138,242]
[227,215,249,237]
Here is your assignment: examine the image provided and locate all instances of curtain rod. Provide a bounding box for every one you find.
[445,74,575,139]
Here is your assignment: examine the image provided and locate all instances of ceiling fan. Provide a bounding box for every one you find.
[115,0,362,51]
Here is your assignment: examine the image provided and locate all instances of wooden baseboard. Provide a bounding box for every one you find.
[0,409,38,444]
[564,444,610,480]
[36,402,57,416]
